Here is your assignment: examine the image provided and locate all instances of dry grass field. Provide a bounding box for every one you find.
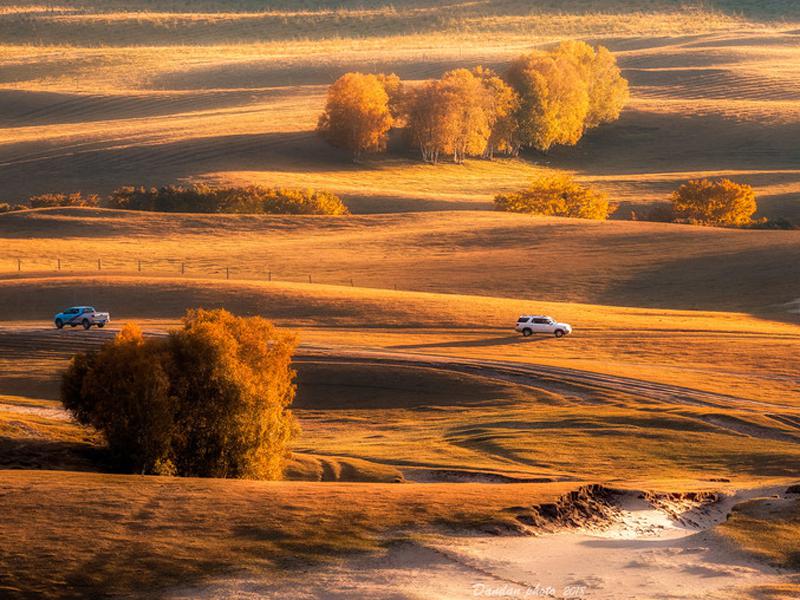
[2,1,800,598]
[1,207,799,315]
[1,1,800,219]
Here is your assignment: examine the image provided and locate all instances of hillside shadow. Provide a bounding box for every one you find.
[599,244,800,317]
[153,55,508,90]
[548,108,800,176]
[389,335,549,350]
[0,131,343,202]
[0,88,290,128]
[293,361,522,410]
[0,436,107,471]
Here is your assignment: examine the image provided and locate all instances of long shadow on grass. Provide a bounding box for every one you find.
[389,335,550,350]
[0,436,107,471]
[598,244,800,317]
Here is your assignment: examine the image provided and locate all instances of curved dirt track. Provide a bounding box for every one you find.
[2,324,799,424]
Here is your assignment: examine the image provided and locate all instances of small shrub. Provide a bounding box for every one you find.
[494,174,611,220]
[0,203,24,213]
[671,178,757,227]
[28,192,99,209]
[107,185,349,215]
[61,310,299,479]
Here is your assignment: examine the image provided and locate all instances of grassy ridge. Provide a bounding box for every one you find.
[2,208,798,314]
[1,4,799,219]
[0,2,763,48]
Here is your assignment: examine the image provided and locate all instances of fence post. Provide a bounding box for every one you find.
[137,259,141,272]
[226,267,230,280]
[181,262,185,275]
[17,259,21,272]
[308,274,312,284]
[97,258,101,271]
[268,270,272,282]
[57,258,61,271]
[350,278,354,287]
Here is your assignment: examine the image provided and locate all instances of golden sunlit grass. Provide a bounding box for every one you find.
[0,272,798,404]
[2,208,799,316]
[0,275,798,480]
[1,3,800,596]
[294,361,800,483]
[717,494,800,570]
[1,3,799,217]
[0,469,579,598]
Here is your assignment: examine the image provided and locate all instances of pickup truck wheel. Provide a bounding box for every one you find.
[55,319,63,329]
[554,329,565,338]
[522,328,533,337]
[97,323,105,328]
[82,319,91,330]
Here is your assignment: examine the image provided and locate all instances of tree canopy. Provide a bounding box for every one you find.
[507,41,628,152]
[62,310,299,479]
[318,42,628,161]
[317,72,394,162]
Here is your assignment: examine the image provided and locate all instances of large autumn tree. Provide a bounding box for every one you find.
[555,40,629,129]
[407,68,497,163]
[62,310,299,479]
[472,66,520,158]
[317,72,394,162]
[506,51,589,153]
[507,42,628,153]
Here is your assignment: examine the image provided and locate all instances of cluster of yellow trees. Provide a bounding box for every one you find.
[317,41,629,163]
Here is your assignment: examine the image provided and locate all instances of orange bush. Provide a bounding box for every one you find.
[495,173,611,220]
[62,310,298,479]
[671,178,757,226]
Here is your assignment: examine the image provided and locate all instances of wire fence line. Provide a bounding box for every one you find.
[1,257,400,290]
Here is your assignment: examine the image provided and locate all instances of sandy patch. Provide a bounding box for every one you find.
[165,487,789,600]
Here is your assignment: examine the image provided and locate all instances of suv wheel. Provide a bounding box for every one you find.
[522,328,533,337]
[554,329,565,338]
[82,319,91,330]
[97,323,105,328]
[55,318,63,329]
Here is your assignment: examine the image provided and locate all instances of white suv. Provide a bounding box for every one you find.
[516,315,572,338]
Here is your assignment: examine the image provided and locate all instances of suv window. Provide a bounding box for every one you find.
[517,317,530,323]
[533,318,548,324]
